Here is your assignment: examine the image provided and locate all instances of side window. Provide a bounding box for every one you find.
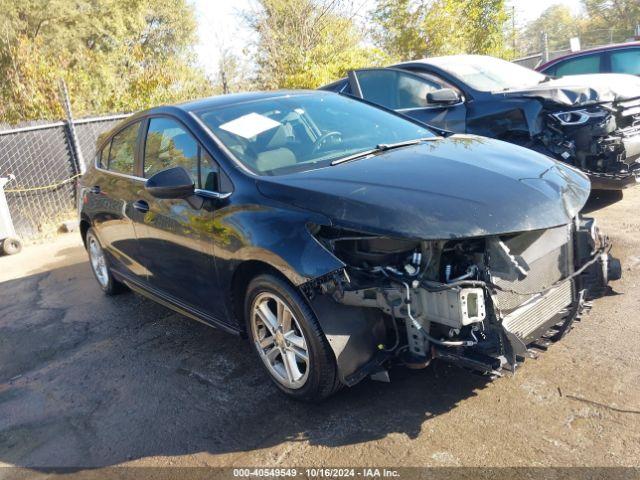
[554,54,602,76]
[200,151,232,193]
[356,70,398,109]
[355,70,445,110]
[610,48,640,75]
[144,117,199,183]
[108,122,140,175]
[96,148,105,168]
[541,65,557,76]
[396,72,444,109]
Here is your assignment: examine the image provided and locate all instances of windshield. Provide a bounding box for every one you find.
[198,93,434,175]
[428,55,548,92]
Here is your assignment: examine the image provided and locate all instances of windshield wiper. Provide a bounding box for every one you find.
[330,137,434,166]
[376,138,424,150]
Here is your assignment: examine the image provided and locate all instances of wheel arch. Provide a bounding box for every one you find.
[230,259,295,334]
[79,216,91,247]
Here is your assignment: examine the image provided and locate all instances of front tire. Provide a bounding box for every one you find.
[85,228,127,296]
[245,273,341,401]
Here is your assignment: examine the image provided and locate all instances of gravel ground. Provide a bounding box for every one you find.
[0,189,639,470]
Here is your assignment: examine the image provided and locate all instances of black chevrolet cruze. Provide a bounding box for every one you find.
[79,91,621,401]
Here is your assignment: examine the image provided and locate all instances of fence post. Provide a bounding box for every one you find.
[59,79,86,175]
[541,32,549,63]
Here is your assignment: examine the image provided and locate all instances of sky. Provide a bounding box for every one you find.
[192,0,584,79]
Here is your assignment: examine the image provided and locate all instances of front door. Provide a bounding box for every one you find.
[133,116,227,322]
[347,68,467,132]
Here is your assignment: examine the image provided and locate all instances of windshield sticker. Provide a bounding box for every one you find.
[219,112,281,139]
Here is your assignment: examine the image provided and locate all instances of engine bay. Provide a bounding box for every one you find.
[306,217,621,381]
[539,99,640,186]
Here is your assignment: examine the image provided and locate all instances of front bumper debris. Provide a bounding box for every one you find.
[306,216,621,385]
[587,169,640,190]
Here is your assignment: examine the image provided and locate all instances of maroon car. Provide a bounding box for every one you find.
[537,42,640,77]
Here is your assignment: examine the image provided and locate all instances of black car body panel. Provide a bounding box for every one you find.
[257,137,590,239]
[322,56,640,190]
[80,91,620,390]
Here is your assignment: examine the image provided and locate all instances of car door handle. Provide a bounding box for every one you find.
[89,185,100,194]
[133,200,149,213]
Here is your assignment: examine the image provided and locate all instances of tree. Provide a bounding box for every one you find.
[212,44,253,95]
[583,0,640,32]
[581,0,640,45]
[518,5,582,55]
[371,0,511,61]
[0,0,212,125]
[246,0,388,89]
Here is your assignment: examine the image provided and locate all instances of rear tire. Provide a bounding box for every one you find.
[245,273,341,402]
[85,228,127,296]
[1,236,22,255]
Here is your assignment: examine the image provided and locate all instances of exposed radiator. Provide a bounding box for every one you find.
[502,279,573,343]
[490,224,572,314]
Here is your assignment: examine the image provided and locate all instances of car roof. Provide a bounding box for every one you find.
[394,54,496,68]
[98,90,328,149]
[172,90,320,112]
[131,90,324,119]
[537,41,640,71]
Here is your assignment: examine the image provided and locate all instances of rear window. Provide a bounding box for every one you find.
[108,122,141,175]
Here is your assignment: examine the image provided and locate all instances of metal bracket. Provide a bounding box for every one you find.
[549,289,586,342]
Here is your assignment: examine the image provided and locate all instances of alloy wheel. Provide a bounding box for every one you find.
[88,235,109,288]
[250,292,310,389]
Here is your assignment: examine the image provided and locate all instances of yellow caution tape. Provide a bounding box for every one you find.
[4,174,82,193]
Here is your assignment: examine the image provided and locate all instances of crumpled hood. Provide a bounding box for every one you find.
[502,73,640,106]
[256,136,591,240]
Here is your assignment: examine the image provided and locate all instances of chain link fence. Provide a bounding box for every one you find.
[513,28,639,69]
[0,114,128,240]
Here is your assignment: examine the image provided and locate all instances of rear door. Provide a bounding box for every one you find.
[346,68,467,132]
[89,121,147,278]
[133,116,228,322]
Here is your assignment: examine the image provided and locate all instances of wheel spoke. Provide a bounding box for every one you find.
[259,335,274,349]
[256,302,278,334]
[284,331,305,349]
[282,350,298,383]
[265,345,280,364]
[288,344,308,363]
[280,305,292,332]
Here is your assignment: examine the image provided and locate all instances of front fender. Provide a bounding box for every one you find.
[213,202,344,288]
[467,98,543,138]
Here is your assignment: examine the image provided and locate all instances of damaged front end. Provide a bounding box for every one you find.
[502,77,640,190]
[540,100,640,189]
[303,218,621,385]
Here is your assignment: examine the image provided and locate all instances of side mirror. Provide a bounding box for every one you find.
[427,88,461,105]
[145,166,194,199]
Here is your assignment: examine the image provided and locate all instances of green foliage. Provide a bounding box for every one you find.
[0,0,212,125]
[371,0,511,61]
[581,0,640,46]
[583,0,640,33]
[517,0,640,57]
[247,0,389,89]
[519,5,582,55]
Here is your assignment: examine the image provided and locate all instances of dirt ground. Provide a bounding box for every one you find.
[0,189,639,471]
